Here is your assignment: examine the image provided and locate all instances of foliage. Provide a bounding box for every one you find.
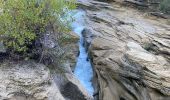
[0,0,76,53]
[159,0,170,14]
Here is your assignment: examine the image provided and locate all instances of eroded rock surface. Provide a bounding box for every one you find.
[0,54,92,100]
[0,61,65,100]
[78,0,170,100]
[0,31,93,100]
[53,65,93,100]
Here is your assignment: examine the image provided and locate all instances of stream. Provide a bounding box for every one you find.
[71,10,94,96]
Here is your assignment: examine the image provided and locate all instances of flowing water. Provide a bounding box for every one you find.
[71,10,94,96]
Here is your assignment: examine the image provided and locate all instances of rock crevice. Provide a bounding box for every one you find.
[78,0,170,100]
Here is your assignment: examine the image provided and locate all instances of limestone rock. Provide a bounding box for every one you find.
[0,61,65,100]
[125,42,170,96]
[78,0,170,100]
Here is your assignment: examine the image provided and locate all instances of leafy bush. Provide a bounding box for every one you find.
[159,0,170,14]
[0,0,76,53]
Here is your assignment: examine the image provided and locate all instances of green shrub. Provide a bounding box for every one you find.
[0,0,76,53]
[159,0,170,14]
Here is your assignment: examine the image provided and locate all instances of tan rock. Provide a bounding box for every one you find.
[0,61,65,100]
[78,0,170,100]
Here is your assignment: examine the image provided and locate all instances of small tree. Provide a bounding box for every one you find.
[159,0,170,14]
[0,0,76,54]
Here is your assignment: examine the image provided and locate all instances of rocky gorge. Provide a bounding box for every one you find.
[0,0,170,100]
[78,0,170,100]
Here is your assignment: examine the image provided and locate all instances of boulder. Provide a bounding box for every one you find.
[53,64,93,100]
[61,73,93,100]
[0,61,65,100]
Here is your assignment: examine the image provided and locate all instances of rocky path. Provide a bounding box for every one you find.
[78,0,170,100]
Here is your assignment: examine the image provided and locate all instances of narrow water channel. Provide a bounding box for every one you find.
[71,10,94,96]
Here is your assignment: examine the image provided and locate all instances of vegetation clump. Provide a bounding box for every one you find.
[0,0,76,59]
[159,0,170,14]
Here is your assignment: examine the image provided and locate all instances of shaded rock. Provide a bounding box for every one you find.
[61,73,93,100]
[51,61,92,99]
[63,32,80,70]
[124,0,149,7]
[53,70,93,100]
[0,42,6,53]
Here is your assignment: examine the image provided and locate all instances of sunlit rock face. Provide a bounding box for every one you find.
[0,60,93,100]
[78,0,170,100]
[0,61,65,100]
